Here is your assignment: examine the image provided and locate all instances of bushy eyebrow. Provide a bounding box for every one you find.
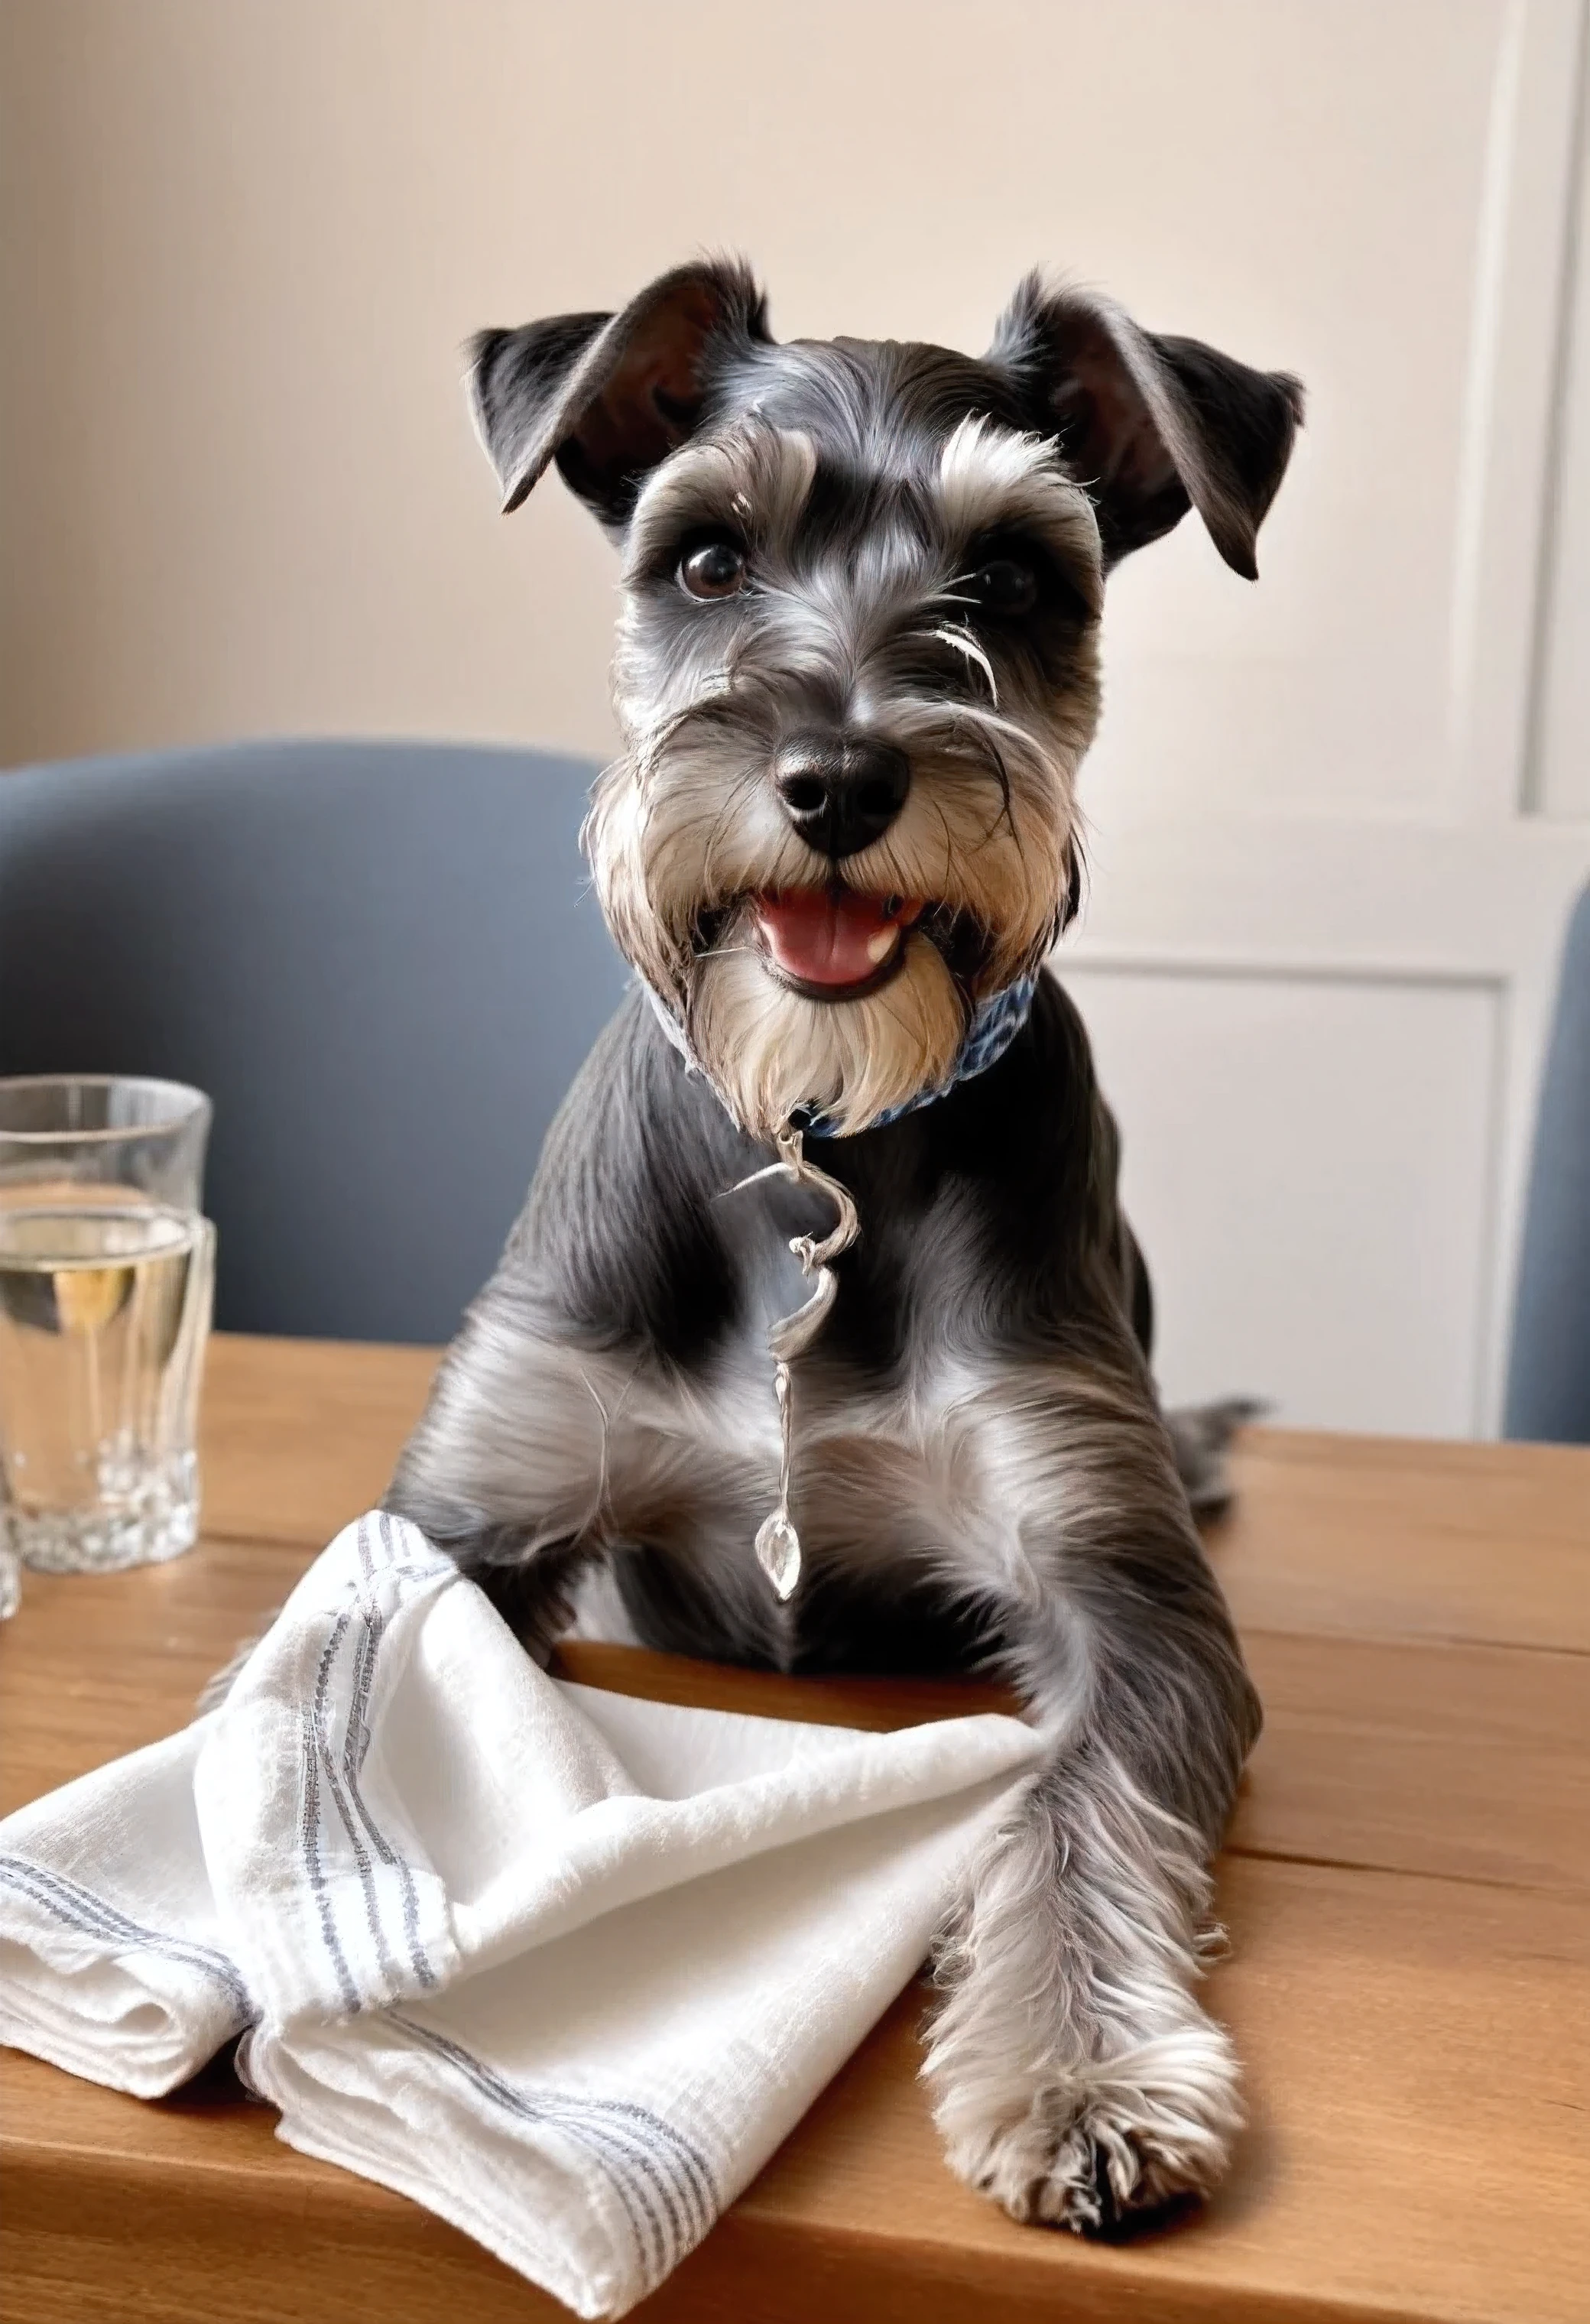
[936,417,1104,615]
[623,425,817,579]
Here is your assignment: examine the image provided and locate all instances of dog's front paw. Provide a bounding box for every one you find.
[936,2021,1244,2235]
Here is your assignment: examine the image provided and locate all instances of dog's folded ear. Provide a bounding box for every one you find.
[989,275,1304,579]
[467,259,770,526]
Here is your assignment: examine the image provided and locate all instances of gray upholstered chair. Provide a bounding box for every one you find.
[0,739,629,1342]
[1504,882,1590,1443]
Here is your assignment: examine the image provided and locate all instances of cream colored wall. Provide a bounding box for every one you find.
[0,0,1495,771]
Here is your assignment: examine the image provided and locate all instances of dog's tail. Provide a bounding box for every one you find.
[1164,1397,1267,1518]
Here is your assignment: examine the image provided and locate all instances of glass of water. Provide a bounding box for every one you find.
[0,1079,216,1579]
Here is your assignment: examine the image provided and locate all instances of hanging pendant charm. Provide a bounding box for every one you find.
[754,1360,802,1599]
[730,1125,860,1600]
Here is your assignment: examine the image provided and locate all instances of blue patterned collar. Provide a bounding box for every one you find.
[644,970,1039,1138]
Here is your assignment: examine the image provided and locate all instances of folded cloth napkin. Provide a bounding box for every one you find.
[0,1512,1044,2317]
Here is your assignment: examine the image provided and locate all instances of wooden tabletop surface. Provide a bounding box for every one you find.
[2,1332,1588,2324]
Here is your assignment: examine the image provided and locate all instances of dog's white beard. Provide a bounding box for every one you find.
[688,927,967,1139]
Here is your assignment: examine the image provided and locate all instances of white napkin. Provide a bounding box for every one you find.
[0,1512,1043,2318]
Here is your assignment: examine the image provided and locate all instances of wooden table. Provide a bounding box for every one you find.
[3,1335,1588,2324]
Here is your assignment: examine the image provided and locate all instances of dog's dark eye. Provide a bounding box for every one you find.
[966,556,1038,617]
[679,538,748,599]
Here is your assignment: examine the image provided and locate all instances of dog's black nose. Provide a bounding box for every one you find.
[774,735,911,859]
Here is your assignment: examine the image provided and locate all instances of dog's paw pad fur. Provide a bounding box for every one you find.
[949,2093,1227,2235]
[936,2017,1244,2237]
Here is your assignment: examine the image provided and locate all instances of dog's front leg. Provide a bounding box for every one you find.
[922,1388,1261,2233]
[385,1301,645,1661]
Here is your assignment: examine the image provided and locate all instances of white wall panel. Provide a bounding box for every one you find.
[1059,969,1501,1436]
[1533,39,1590,820]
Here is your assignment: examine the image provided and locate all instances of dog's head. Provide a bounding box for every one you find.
[469,261,1302,1138]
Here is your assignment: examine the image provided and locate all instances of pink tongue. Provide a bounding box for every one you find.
[756,888,900,988]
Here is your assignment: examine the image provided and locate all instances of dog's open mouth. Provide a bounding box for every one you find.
[751,887,926,1001]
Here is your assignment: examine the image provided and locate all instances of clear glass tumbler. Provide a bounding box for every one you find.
[0,1076,210,1210]
[0,1079,216,1578]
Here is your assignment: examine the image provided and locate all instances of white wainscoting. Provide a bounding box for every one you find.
[1533,13,1590,820]
[1059,965,1501,1436]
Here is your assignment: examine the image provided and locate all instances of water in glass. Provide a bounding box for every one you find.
[0,1203,215,1573]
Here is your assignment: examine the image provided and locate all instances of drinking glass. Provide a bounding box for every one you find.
[0,1076,210,1211]
[0,1078,216,1579]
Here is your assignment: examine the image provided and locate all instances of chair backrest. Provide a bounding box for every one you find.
[1504,882,1590,1443]
[0,738,631,1342]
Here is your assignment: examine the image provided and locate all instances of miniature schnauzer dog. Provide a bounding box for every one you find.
[388,260,1303,2234]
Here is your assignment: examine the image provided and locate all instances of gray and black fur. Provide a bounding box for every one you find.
[389,259,1302,2233]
